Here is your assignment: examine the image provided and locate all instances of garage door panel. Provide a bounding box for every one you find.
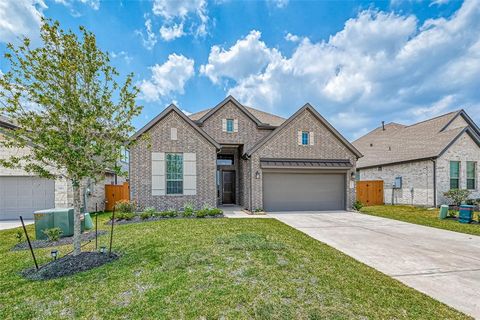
[263,172,345,211]
[0,177,55,220]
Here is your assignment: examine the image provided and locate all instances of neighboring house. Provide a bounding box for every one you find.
[0,115,127,220]
[130,96,361,212]
[353,110,480,207]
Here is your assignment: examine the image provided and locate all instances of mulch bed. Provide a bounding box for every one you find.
[12,231,107,251]
[22,251,119,280]
[105,215,224,225]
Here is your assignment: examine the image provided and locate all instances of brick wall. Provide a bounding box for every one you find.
[199,101,271,151]
[249,109,358,210]
[130,111,217,211]
[359,160,435,206]
[437,131,480,204]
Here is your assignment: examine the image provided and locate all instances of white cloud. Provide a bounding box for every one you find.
[200,30,281,84]
[110,51,133,65]
[135,18,157,50]
[54,0,100,11]
[269,0,289,8]
[0,0,46,44]
[160,23,185,41]
[153,0,208,40]
[285,32,300,42]
[200,0,480,139]
[139,54,195,102]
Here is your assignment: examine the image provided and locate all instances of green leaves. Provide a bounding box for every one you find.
[0,19,142,181]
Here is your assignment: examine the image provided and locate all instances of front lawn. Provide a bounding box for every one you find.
[0,214,469,319]
[361,205,480,236]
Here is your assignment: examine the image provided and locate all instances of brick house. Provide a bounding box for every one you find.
[130,96,361,212]
[0,115,127,220]
[353,110,480,207]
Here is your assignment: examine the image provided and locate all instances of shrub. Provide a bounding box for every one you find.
[254,208,264,213]
[115,199,135,213]
[15,230,24,243]
[196,209,208,218]
[183,202,195,217]
[114,212,125,220]
[141,207,156,220]
[353,200,363,211]
[208,208,223,216]
[124,212,135,221]
[443,189,471,206]
[159,210,178,218]
[42,227,63,242]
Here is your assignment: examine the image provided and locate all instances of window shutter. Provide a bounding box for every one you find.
[233,119,238,132]
[298,131,302,145]
[183,153,196,195]
[170,127,177,140]
[309,132,315,145]
[222,119,227,132]
[152,152,165,195]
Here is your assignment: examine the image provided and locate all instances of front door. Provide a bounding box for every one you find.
[222,171,235,204]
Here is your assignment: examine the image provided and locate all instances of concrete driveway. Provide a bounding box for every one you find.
[0,219,33,231]
[269,211,480,318]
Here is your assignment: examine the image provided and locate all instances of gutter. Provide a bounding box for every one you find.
[431,158,437,207]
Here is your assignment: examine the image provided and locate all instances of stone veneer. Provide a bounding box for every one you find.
[130,111,217,211]
[248,109,357,211]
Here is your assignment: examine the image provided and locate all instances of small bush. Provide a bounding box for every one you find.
[183,202,195,217]
[159,210,178,218]
[124,212,135,221]
[353,200,363,211]
[141,207,156,220]
[196,209,208,218]
[208,208,223,216]
[42,227,63,242]
[115,199,135,214]
[443,189,471,206]
[15,230,23,243]
[114,212,125,220]
[254,208,264,213]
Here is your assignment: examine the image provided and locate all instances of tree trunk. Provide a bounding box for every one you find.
[72,180,82,256]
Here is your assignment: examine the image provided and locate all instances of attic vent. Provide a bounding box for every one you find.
[370,143,373,147]
[388,146,391,151]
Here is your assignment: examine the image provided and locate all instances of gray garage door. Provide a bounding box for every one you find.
[263,172,345,211]
[0,176,55,220]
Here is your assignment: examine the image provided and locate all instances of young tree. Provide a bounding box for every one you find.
[0,20,141,256]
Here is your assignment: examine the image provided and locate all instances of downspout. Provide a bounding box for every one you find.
[249,156,253,211]
[431,158,437,207]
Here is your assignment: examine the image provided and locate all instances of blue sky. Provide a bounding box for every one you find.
[1,0,479,140]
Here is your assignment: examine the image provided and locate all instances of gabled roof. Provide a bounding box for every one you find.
[245,103,363,158]
[189,95,285,127]
[0,115,17,130]
[130,104,221,149]
[353,110,480,169]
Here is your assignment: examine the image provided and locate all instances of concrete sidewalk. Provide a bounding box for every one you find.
[269,211,480,318]
[221,206,271,218]
[0,219,34,231]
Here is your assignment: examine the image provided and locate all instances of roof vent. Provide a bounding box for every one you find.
[382,121,385,131]
[370,143,373,147]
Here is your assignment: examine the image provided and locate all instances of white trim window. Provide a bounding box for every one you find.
[450,161,460,189]
[166,153,183,195]
[467,161,476,190]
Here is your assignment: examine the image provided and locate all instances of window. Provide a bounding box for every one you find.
[217,154,234,166]
[467,161,476,190]
[120,147,129,163]
[301,131,309,145]
[450,161,460,189]
[166,153,183,194]
[226,119,234,133]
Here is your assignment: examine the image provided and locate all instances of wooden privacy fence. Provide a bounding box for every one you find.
[356,180,384,206]
[105,182,130,211]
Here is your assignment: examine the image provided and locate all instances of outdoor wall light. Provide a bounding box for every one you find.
[351,172,356,180]
[50,249,58,261]
[100,246,107,254]
[255,171,260,179]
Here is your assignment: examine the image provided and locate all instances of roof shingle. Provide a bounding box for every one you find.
[352,111,477,168]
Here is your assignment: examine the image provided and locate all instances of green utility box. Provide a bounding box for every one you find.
[438,205,449,219]
[34,208,85,240]
[84,212,93,230]
[34,210,55,240]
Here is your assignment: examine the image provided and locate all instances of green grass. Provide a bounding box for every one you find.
[0,214,469,319]
[361,205,480,236]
